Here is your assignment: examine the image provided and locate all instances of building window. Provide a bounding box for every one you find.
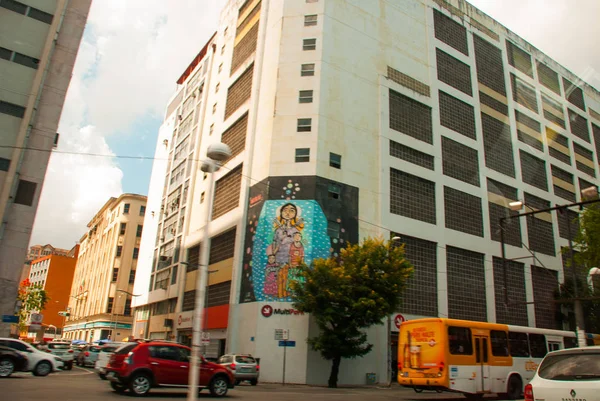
[0,100,25,118]
[215,83,220,93]
[14,179,36,206]
[299,90,313,103]
[327,220,340,238]
[133,247,139,259]
[201,192,205,203]
[304,15,317,26]
[303,38,317,51]
[123,298,132,316]
[328,184,341,200]
[0,47,39,69]
[297,118,312,132]
[221,45,226,55]
[209,124,214,135]
[301,63,315,77]
[295,148,310,163]
[140,205,146,216]
[107,297,114,314]
[120,223,126,235]
[136,224,143,237]
[224,27,228,37]
[0,0,53,24]
[0,158,10,172]
[123,203,130,214]
[171,265,178,285]
[129,270,136,284]
[329,152,341,169]
[213,103,217,114]
[116,246,123,257]
[218,63,223,73]
[112,268,119,282]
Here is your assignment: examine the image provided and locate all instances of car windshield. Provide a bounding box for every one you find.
[538,352,600,380]
[235,355,256,364]
[114,343,138,355]
[48,343,70,349]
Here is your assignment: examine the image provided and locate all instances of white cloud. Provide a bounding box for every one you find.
[30,0,221,248]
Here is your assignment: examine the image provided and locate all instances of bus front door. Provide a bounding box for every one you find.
[474,336,491,393]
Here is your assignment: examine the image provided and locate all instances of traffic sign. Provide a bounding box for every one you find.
[274,329,289,340]
[278,340,295,347]
[394,314,406,329]
[201,331,210,345]
[2,315,18,323]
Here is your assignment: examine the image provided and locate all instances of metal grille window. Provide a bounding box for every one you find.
[537,63,561,95]
[436,48,472,96]
[439,91,476,139]
[221,113,248,161]
[444,187,484,237]
[389,140,434,170]
[329,153,341,169]
[593,124,600,160]
[546,127,570,165]
[531,266,560,329]
[304,14,317,26]
[297,118,312,132]
[225,65,253,119]
[525,193,556,256]
[207,281,232,307]
[390,168,436,224]
[573,142,595,177]
[389,89,432,144]
[557,209,579,241]
[209,229,236,264]
[301,63,315,76]
[506,41,533,77]
[568,109,590,143]
[231,23,258,74]
[520,150,548,191]
[295,148,310,163]
[479,91,508,116]
[511,74,538,113]
[542,93,565,128]
[303,38,317,51]
[397,234,438,316]
[447,246,487,322]
[186,246,200,272]
[441,137,480,187]
[299,90,313,103]
[182,290,195,311]
[212,164,243,220]
[515,110,543,151]
[387,66,430,97]
[487,178,521,247]
[481,113,515,178]
[493,257,528,326]
[563,77,586,111]
[551,165,575,202]
[473,35,507,96]
[433,9,468,55]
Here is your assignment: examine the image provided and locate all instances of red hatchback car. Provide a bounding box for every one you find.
[105,341,234,397]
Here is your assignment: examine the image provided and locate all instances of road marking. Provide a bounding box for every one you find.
[54,367,94,376]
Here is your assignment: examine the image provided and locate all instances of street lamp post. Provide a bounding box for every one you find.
[499,187,600,347]
[588,267,600,292]
[112,289,141,340]
[187,143,231,401]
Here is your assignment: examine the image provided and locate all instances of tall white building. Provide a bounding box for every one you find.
[0,0,92,337]
[134,0,600,385]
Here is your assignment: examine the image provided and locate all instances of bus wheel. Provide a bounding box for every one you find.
[506,375,523,400]
[413,387,423,393]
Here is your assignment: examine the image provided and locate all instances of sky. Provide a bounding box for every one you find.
[29,0,600,249]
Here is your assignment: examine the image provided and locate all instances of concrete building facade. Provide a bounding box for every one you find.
[64,194,146,342]
[0,0,92,337]
[134,0,600,385]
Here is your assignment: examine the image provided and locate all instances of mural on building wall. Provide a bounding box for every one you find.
[239,176,359,303]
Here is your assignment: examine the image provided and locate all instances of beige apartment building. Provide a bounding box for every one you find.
[0,0,92,337]
[63,194,146,342]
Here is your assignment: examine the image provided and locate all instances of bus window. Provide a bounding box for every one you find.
[529,333,547,358]
[490,330,509,356]
[508,332,530,357]
[448,326,473,355]
[564,336,577,348]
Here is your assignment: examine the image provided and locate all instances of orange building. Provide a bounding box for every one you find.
[26,245,79,338]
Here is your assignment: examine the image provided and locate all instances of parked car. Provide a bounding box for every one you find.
[47,341,74,370]
[0,345,28,377]
[0,338,63,376]
[95,343,126,379]
[76,344,101,367]
[105,340,234,397]
[217,354,259,385]
[525,346,600,401]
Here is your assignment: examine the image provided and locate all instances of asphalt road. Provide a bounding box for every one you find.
[2,367,523,401]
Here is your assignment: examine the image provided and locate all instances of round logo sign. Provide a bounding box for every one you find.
[261,305,273,318]
[394,314,406,329]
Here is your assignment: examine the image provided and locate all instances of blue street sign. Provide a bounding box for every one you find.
[2,315,19,323]
[278,340,295,347]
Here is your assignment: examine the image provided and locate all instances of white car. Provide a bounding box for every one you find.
[0,338,63,376]
[94,343,125,379]
[525,346,600,401]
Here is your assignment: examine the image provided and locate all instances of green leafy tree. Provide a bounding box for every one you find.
[290,237,414,388]
[17,279,49,332]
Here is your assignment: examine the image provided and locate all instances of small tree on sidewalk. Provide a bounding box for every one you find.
[17,279,49,332]
[291,237,413,388]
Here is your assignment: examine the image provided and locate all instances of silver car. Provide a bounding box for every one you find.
[94,343,125,379]
[47,342,74,370]
[75,345,101,367]
[217,354,259,385]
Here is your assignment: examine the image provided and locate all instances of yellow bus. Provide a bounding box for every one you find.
[397,318,577,399]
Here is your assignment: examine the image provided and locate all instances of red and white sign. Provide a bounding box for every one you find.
[394,314,406,329]
[175,312,193,329]
[261,305,273,318]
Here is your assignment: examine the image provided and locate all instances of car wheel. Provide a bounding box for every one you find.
[66,362,73,371]
[250,379,258,386]
[0,357,15,378]
[99,373,106,380]
[110,382,127,394]
[33,361,52,377]
[209,375,229,397]
[129,373,152,396]
[506,375,523,400]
